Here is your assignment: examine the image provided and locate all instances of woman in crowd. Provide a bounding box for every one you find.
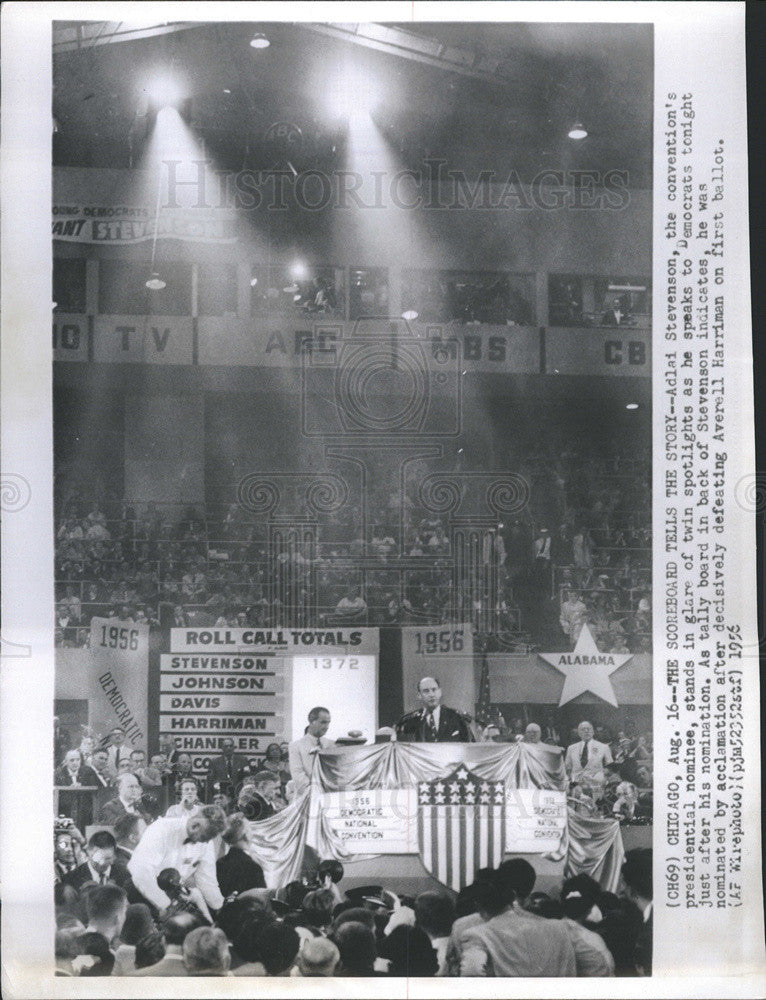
[215,813,267,898]
[165,778,203,818]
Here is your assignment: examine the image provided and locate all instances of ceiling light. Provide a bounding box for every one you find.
[402,310,418,321]
[223,88,232,95]
[146,272,166,290]
[250,33,270,49]
[289,260,308,281]
[626,403,639,410]
[568,123,588,140]
[147,74,182,108]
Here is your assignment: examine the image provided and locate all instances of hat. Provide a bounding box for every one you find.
[344,885,389,909]
[335,733,366,746]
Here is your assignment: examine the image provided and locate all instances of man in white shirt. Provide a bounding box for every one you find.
[105,727,134,773]
[128,806,226,914]
[288,707,333,796]
[565,721,613,801]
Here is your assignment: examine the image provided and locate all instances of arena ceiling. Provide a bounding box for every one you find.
[52,19,653,186]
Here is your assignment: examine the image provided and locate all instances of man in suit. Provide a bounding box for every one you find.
[564,720,613,801]
[61,829,134,894]
[89,748,115,788]
[112,812,147,868]
[206,738,248,797]
[99,773,152,826]
[288,707,334,796]
[104,727,134,774]
[54,749,100,788]
[460,862,576,976]
[395,677,473,743]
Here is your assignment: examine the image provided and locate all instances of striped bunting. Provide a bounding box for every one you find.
[417,767,505,892]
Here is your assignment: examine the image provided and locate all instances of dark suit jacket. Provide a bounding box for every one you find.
[61,860,134,894]
[99,798,152,826]
[206,753,249,790]
[216,846,266,898]
[395,706,473,743]
[54,764,101,787]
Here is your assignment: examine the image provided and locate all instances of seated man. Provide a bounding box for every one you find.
[55,749,99,788]
[238,772,284,821]
[127,806,226,917]
[99,773,152,826]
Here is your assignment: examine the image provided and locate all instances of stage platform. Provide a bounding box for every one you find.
[337,824,652,899]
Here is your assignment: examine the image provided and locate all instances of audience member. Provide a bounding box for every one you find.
[113,903,155,975]
[216,812,266,897]
[165,778,203,818]
[296,936,340,977]
[183,926,232,976]
[62,830,133,895]
[460,860,577,976]
[414,890,455,975]
[133,930,166,970]
[131,911,203,976]
[258,921,301,976]
[99,772,152,825]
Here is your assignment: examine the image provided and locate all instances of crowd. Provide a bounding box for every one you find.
[476,716,652,823]
[55,810,653,979]
[54,443,651,654]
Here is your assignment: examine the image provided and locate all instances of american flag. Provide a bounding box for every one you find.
[417,767,506,892]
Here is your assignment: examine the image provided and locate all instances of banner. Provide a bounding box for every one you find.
[53,206,236,244]
[89,617,149,744]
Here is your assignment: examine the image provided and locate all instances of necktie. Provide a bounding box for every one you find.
[100,873,107,885]
[427,711,437,740]
[580,741,589,768]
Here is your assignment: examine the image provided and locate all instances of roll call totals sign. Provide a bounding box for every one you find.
[160,629,379,773]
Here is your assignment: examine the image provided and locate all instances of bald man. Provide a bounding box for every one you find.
[523,723,542,744]
[395,677,473,743]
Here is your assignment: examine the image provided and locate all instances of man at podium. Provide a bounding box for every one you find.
[395,677,473,743]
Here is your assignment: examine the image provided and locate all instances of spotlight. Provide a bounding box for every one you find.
[626,403,639,410]
[290,260,308,281]
[402,310,418,321]
[223,88,232,95]
[147,74,182,108]
[568,123,588,140]
[146,272,166,290]
[250,32,270,49]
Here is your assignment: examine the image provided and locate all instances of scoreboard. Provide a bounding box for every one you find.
[158,628,379,776]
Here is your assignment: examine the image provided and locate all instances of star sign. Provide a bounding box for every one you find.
[449,782,461,795]
[456,767,469,781]
[465,789,475,803]
[538,623,631,707]
[434,782,445,794]
[434,790,445,804]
